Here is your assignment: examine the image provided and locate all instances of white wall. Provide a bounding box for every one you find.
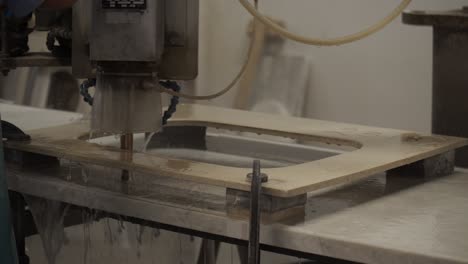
[197,0,468,132]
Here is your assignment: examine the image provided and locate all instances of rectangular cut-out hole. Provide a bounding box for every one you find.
[89,127,353,169]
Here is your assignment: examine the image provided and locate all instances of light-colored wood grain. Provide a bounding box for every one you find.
[5,104,467,197]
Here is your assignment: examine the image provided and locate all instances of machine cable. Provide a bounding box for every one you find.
[45,10,73,57]
[156,33,255,100]
[79,78,96,106]
[157,0,410,100]
[159,80,181,125]
[46,27,72,56]
[238,0,412,46]
[157,0,411,99]
[155,0,261,101]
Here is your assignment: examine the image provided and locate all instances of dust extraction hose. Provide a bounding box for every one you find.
[158,0,412,100]
[238,0,412,46]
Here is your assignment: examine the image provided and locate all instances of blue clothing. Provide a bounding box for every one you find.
[1,0,43,17]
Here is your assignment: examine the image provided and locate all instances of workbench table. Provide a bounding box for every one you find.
[2,103,468,264]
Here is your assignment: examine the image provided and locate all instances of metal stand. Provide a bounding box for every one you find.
[403,8,468,167]
[247,160,268,264]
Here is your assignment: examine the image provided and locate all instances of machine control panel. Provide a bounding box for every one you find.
[102,0,147,9]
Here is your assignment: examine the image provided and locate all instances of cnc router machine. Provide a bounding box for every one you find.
[1,1,468,264]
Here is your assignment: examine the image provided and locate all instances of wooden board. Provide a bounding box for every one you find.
[5,104,468,197]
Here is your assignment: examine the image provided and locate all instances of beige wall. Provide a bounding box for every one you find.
[197,0,468,132]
